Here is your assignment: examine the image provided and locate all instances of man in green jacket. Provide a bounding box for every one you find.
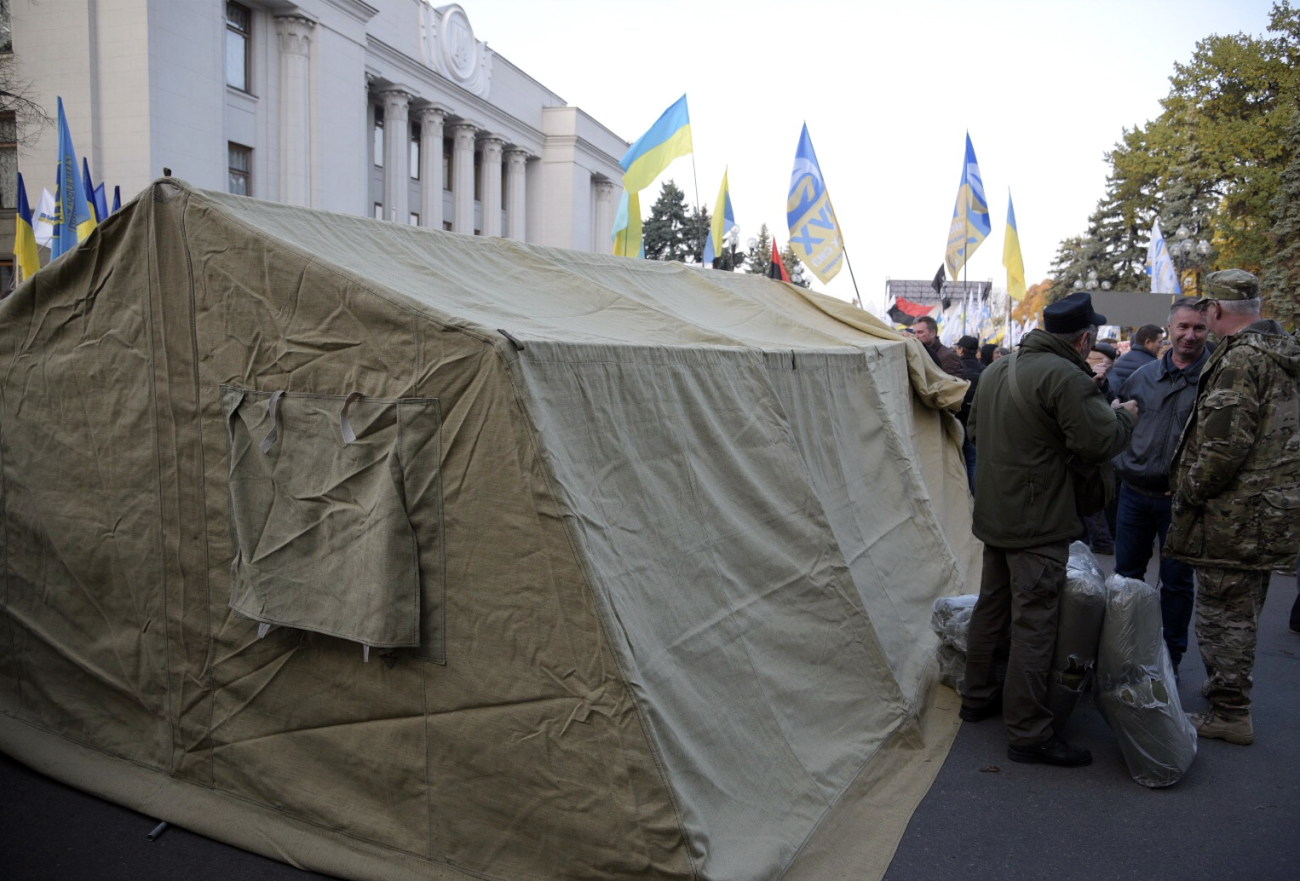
[1167,269,1300,746]
[961,291,1138,767]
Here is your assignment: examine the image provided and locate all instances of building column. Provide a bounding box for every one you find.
[593,179,617,252]
[379,89,412,222]
[479,136,504,237]
[418,107,446,228]
[275,15,316,206]
[450,122,478,233]
[505,148,529,241]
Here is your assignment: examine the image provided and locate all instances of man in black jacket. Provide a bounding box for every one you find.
[961,292,1139,767]
[1111,301,1209,674]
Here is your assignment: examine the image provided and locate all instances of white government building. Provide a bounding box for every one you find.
[8,0,629,283]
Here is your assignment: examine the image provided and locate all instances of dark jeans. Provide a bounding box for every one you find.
[1114,482,1195,665]
[963,541,1068,745]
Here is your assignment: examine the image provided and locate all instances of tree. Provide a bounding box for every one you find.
[641,180,710,263]
[1262,98,1300,327]
[744,224,774,276]
[780,242,811,288]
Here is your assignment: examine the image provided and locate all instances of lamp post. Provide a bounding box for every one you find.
[1171,225,1211,296]
[1083,270,1112,292]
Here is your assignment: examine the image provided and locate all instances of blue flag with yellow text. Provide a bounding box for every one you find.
[944,132,992,280]
[620,95,692,193]
[52,97,96,258]
[786,124,844,284]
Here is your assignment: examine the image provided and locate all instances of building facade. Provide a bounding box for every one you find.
[5,0,628,289]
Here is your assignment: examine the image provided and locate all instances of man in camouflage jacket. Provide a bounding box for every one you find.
[1167,269,1300,746]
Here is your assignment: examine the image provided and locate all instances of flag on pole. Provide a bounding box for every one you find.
[702,169,736,266]
[611,189,644,258]
[33,188,57,248]
[944,132,992,281]
[1146,219,1181,294]
[931,264,946,295]
[52,97,96,258]
[1002,191,1027,301]
[619,95,692,193]
[768,239,791,282]
[14,172,41,283]
[887,295,936,327]
[786,123,844,284]
[82,157,101,224]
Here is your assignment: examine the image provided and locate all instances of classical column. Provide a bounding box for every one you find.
[275,15,316,206]
[593,179,617,253]
[504,148,528,241]
[417,107,446,228]
[379,89,412,222]
[479,136,504,237]
[450,122,478,233]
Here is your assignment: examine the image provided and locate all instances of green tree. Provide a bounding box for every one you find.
[641,180,710,263]
[1262,98,1300,327]
[744,224,774,275]
[780,242,812,288]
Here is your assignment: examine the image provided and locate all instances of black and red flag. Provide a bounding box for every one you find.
[768,240,791,282]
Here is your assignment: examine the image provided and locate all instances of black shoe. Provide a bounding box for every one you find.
[1007,736,1092,767]
[959,703,1001,723]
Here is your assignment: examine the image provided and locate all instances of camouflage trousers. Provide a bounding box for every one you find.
[1194,566,1271,717]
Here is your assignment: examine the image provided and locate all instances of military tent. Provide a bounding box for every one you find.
[0,179,978,881]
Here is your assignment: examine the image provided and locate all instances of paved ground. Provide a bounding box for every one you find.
[2,563,1297,881]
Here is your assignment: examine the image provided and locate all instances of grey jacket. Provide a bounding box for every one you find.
[1111,348,1210,493]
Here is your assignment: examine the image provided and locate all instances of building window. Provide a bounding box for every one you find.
[410,124,420,180]
[0,0,13,53]
[228,143,251,196]
[374,203,384,220]
[373,105,384,167]
[226,3,251,92]
[409,213,420,225]
[443,137,452,189]
[0,113,15,209]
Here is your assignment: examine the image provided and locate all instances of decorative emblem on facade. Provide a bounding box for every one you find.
[421,3,493,97]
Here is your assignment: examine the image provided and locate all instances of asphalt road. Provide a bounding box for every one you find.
[2,563,1297,881]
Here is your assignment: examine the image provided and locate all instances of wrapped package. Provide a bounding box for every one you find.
[1046,542,1107,729]
[931,594,978,691]
[1096,574,1197,787]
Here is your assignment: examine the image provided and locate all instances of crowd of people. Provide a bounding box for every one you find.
[912,270,1300,767]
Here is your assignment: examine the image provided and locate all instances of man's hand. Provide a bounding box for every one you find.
[1113,398,1139,423]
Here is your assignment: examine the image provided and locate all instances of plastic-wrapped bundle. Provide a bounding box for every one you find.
[1045,542,1108,729]
[1096,574,1197,788]
[931,594,978,691]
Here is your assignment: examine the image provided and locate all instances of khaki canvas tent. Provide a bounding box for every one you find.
[0,180,978,881]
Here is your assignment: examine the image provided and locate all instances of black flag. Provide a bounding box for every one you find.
[931,264,946,295]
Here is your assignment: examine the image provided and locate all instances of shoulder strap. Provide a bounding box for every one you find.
[1005,350,1057,436]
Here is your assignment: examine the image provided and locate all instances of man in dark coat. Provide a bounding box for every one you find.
[1110,323,1163,395]
[955,335,984,492]
[961,292,1139,767]
[912,315,963,377]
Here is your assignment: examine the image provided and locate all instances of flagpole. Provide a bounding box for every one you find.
[841,248,863,309]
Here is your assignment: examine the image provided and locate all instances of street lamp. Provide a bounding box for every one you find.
[1172,225,1211,295]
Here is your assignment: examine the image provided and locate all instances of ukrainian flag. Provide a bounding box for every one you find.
[944,132,992,281]
[611,189,644,258]
[1002,191,1026,301]
[14,172,41,283]
[620,95,692,193]
[52,97,96,258]
[702,169,735,265]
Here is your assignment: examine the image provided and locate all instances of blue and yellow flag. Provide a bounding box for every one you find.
[611,189,644,258]
[1002,191,1026,301]
[620,95,692,193]
[702,169,736,265]
[52,97,96,258]
[786,124,844,284]
[14,172,41,283]
[944,132,992,281]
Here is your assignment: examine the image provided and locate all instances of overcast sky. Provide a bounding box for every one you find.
[463,0,1278,315]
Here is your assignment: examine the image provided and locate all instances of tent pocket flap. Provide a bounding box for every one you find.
[222,385,439,649]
